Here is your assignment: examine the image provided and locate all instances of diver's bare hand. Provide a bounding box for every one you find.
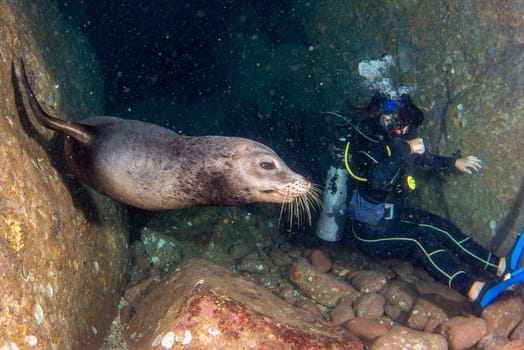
[455,156,483,174]
[407,137,425,155]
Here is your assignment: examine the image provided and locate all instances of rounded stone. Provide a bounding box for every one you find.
[309,250,333,273]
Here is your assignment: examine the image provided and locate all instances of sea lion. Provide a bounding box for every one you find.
[17,60,319,221]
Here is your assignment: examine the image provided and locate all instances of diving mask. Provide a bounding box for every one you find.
[381,113,405,131]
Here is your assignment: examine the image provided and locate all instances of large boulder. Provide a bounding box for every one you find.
[124,258,363,349]
[0,1,128,348]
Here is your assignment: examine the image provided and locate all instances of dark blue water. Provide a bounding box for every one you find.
[57,1,524,251]
[60,0,323,183]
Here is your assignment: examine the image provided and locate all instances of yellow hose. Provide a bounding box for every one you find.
[344,142,367,182]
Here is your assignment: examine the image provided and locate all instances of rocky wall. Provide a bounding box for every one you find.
[0,1,128,348]
[291,0,524,251]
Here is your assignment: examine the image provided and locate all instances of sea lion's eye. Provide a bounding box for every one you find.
[260,161,275,170]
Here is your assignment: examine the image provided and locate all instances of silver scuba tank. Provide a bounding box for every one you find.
[315,164,348,242]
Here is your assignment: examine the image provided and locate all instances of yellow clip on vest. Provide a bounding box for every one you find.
[406,175,416,190]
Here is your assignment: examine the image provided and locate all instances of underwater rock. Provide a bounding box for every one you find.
[296,298,325,321]
[141,228,183,272]
[438,316,487,350]
[350,270,389,294]
[510,320,524,340]
[278,282,300,305]
[406,299,448,332]
[121,219,524,348]
[382,280,417,312]
[0,1,127,348]
[481,295,524,338]
[309,249,333,273]
[353,293,386,319]
[494,340,524,350]
[396,34,415,73]
[415,280,466,303]
[371,325,448,350]
[289,258,361,307]
[124,258,363,349]
[477,335,510,350]
[145,206,278,267]
[255,271,285,293]
[405,303,430,331]
[344,317,392,344]
[237,250,274,274]
[384,304,404,322]
[123,273,162,312]
[229,241,256,260]
[269,246,294,267]
[389,260,417,284]
[330,296,356,324]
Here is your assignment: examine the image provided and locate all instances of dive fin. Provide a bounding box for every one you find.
[480,268,524,308]
[510,230,524,271]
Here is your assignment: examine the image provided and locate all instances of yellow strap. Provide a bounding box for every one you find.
[344,142,367,182]
[406,175,416,190]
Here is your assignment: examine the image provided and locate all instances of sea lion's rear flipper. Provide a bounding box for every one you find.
[18,59,94,144]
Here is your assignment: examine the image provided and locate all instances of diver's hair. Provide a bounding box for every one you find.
[397,94,424,130]
[349,92,424,128]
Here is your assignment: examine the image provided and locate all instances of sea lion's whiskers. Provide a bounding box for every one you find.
[279,180,322,233]
[302,184,323,225]
[278,187,295,230]
[297,195,308,226]
[307,183,323,209]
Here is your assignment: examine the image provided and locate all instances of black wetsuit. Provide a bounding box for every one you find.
[347,126,500,296]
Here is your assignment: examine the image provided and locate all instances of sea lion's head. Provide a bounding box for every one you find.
[226,139,321,226]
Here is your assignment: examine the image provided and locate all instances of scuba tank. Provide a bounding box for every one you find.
[314,112,375,242]
[315,139,349,242]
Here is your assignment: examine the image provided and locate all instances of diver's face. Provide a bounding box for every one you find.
[381,113,409,136]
